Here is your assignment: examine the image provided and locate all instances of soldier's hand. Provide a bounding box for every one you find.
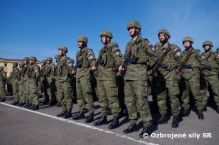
[91,65,97,71]
[118,65,125,72]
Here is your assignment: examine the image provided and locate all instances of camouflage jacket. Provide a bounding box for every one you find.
[200,51,219,76]
[155,42,181,77]
[45,63,56,78]
[123,37,155,81]
[97,43,122,81]
[10,67,19,81]
[26,64,40,80]
[181,48,201,79]
[0,70,7,86]
[76,47,96,79]
[56,56,71,82]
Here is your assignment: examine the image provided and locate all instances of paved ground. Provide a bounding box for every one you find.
[0,96,218,145]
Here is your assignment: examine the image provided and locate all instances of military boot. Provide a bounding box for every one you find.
[85,113,94,123]
[11,101,19,105]
[93,116,107,126]
[197,110,204,120]
[216,106,219,114]
[182,108,191,117]
[57,110,66,117]
[72,112,85,120]
[123,123,139,134]
[64,111,72,119]
[157,113,169,124]
[24,103,31,108]
[172,116,180,128]
[139,123,157,138]
[0,98,5,102]
[108,116,119,129]
[32,105,39,110]
[18,102,25,106]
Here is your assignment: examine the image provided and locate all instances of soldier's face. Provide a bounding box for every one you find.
[30,60,33,64]
[47,60,50,64]
[77,41,83,48]
[101,36,110,44]
[58,50,63,56]
[159,33,166,42]
[204,45,211,51]
[183,41,192,48]
[128,27,135,36]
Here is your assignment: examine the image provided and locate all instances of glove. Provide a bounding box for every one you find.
[181,63,192,69]
[125,57,138,64]
[158,63,169,69]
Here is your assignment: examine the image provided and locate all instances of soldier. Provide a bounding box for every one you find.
[200,41,219,113]
[45,57,57,106]
[118,20,156,138]
[0,66,7,102]
[10,62,20,105]
[72,36,96,123]
[56,46,73,118]
[26,56,40,110]
[180,36,204,119]
[93,30,122,129]
[21,57,31,107]
[154,29,181,128]
[39,59,48,104]
[17,62,25,105]
[54,54,62,107]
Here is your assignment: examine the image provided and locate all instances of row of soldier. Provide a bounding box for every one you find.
[0,20,219,138]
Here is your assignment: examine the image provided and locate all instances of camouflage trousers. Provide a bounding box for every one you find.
[124,80,152,127]
[156,71,181,116]
[97,80,120,116]
[26,79,39,106]
[46,78,56,104]
[181,73,204,111]
[18,79,26,103]
[0,84,5,100]
[76,77,94,113]
[201,74,219,107]
[57,81,73,112]
[12,80,19,102]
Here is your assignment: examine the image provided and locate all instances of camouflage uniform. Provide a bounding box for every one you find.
[22,57,31,106]
[180,37,204,119]
[94,31,122,129]
[122,21,156,138]
[56,46,73,118]
[200,41,219,113]
[10,63,19,104]
[17,62,25,105]
[45,57,57,105]
[26,57,40,110]
[74,36,96,119]
[155,40,181,120]
[0,66,6,102]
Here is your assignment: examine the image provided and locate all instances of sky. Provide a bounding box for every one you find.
[0,0,219,61]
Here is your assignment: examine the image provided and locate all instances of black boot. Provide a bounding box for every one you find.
[182,108,191,117]
[216,106,219,114]
[139,123,157,138]
[123,123,138,134]
[108,116,119,129]
[11,101,19,105]
[197,110,204,120]
[93,116,107,126]
[19,102,25,106]
[72,112,85,120]
[64,111,72,119]
[24,103,31,108]
[32,105,39,110]
[56,102,62,107]
[172,116,179,128]
[157,113,169,124]
[0,98,5,102]
[85,113,94,123]
[57,110,66,117]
